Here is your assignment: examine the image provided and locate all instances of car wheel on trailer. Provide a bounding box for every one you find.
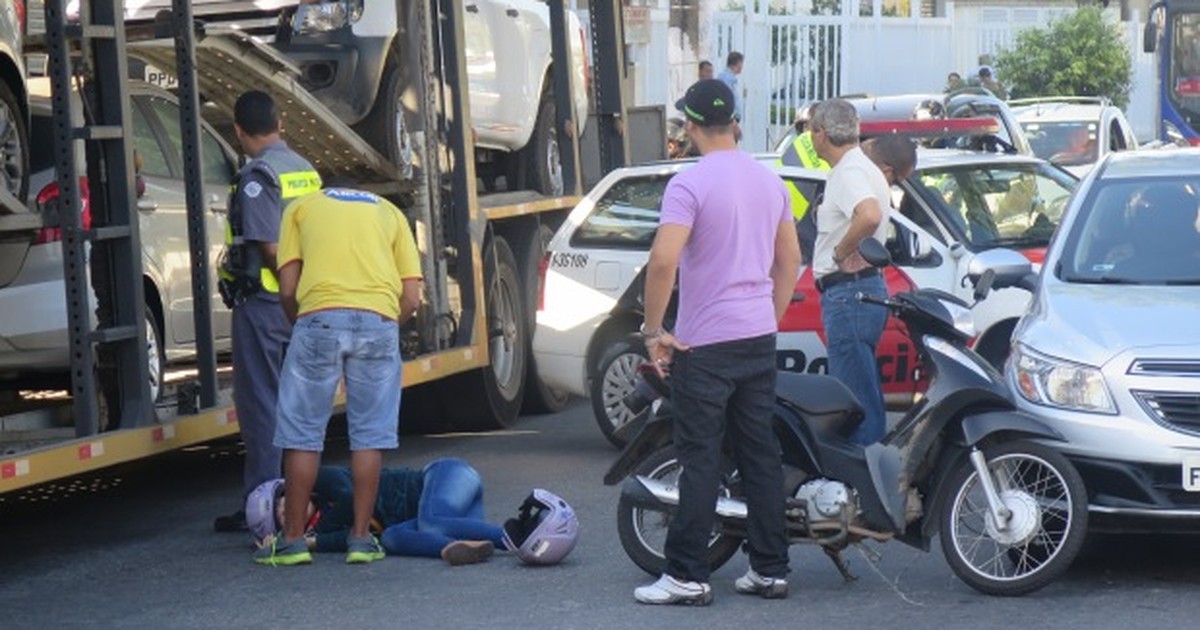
[98,303,164,430]
[591,334,649,448]
[355,45,415,177]
[519,223,571,414]
[144,304,164,406]
[438,236,527,430]
[0,79,30,200]
[525,91,563,197]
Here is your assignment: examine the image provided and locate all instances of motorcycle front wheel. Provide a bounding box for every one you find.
[616,445,743,576]
[939,439,1088,596]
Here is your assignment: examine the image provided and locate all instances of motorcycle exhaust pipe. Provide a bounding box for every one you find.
[622,476,749,520]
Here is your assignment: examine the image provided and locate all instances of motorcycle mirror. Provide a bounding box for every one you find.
[858,237,892,268]
[973,268,995,302]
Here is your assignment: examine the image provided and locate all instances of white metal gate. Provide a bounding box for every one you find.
[707,2,1151,152]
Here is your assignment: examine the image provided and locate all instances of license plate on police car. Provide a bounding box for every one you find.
[1184,455,1200,492]
[143,64,178,89]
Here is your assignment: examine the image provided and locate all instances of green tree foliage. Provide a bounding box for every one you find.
[995,7,1132,108]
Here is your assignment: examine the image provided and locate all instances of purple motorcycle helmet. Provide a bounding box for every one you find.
[502,488,579,565]
[246,478,285,543]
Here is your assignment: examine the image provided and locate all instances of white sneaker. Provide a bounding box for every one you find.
[734,568,789,599]
[634,574,713,606]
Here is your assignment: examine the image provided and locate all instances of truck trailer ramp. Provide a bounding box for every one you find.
[127,28,409,190]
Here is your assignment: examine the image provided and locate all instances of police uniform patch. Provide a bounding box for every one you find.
[244,181,263,198]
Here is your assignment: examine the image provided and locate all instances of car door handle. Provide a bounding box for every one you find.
[137,197,158,212]
[506,8,519,17]
[791,292,806,302]
[465,3,479,12]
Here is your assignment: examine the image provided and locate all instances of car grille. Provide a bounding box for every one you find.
[1129,360,1200,377]
[1134,391,1200,436]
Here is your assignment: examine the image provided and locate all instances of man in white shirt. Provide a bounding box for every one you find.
[809,100,915,444]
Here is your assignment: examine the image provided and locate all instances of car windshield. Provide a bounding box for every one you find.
[1057,177,1200,285]
[1021,121,1099,166]
[911,162,1076,250]
[571,175,673,249]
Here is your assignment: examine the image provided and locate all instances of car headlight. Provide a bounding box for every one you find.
[939,299,976,338]
[1012,344,1116,414]
[293,0,363,33]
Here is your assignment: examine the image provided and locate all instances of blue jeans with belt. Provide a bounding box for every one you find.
[380,458,505,557]
[820,275,889,445]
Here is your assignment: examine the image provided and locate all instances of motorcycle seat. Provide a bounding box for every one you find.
[775,372,865,418]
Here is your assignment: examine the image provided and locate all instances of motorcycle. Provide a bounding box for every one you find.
[604,240,1088,597]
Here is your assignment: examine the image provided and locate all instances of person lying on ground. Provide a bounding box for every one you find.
[249,458,505,565]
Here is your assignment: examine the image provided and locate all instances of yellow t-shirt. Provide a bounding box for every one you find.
[277,189,421,319]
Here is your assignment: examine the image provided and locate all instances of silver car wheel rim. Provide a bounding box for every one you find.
[601,352,646,432]
[393,103,414,178]
[0,100,23,195]
[949,452,1075,582]
[546,131,563,196]
[145,317,161,402]
[489,273,519,396]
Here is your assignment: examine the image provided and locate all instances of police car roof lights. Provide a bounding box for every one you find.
[859,117,1002,139]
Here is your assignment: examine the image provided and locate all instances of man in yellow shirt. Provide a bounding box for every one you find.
[254,186,422,566]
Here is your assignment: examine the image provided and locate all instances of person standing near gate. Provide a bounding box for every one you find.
[809,100,914,446]
[214,91,322,533]
[634,79,800,605]
[253,184,422,565]
[717,51,745,122]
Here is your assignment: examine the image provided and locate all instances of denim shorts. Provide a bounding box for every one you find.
[274,309,402,452]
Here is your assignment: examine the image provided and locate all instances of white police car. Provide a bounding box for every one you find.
[535,147,1077,446]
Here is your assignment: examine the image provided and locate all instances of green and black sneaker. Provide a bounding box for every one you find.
[253,536,312,566]
[346,534,386,565]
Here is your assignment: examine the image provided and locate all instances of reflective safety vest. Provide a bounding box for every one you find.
[778,131,830,221]
[220,144,321,295]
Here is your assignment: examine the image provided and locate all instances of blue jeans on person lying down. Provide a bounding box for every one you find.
[380,458,506,557]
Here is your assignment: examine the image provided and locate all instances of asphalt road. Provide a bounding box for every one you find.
[2,400,1199,629]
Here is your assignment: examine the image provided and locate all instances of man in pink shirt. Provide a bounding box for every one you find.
[634,80,802,606]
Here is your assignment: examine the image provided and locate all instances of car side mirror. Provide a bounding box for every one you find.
[967,248,1032,290]
[859,237,892,268]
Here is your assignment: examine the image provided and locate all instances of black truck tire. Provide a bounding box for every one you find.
[525,91,563,197]
[517,223,571,414]
[438,236,527,430]
[0,79,29,201]
[354,46,415,177]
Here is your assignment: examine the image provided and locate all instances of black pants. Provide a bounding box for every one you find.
[664,334,789,582]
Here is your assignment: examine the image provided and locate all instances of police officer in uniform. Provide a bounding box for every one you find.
[214,91,322,532]
[778,104,830,263]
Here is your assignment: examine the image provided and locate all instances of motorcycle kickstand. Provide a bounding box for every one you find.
[823,546,858,582]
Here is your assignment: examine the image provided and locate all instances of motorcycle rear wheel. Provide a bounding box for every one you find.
[939,439,1088,596]
[616,446,742,577]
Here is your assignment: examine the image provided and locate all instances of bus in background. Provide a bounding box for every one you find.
[1144,0,1200,146]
